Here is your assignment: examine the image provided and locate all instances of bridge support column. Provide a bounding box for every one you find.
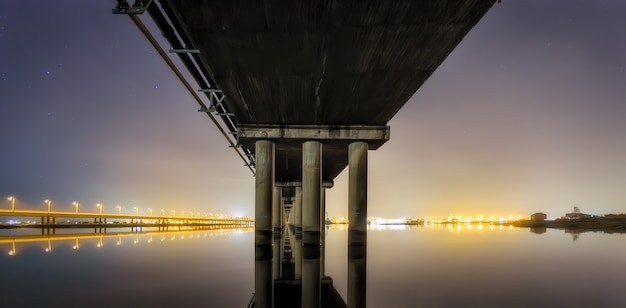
[302,141,322,245]
[255,140,275,244]
[295,186,303,235]
[320,187,326,277]
[273,187,282,233]
[348,141,368,308]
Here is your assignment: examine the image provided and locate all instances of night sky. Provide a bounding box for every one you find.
[1,1,625,219]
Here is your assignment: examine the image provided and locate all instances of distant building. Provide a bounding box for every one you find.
[565,206,591,219]
[565,212,591,219]
[530,212,547,222]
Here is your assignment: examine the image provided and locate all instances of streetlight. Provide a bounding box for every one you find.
[96,203,102,214]
[148,208,153,216]
[180,210,185,217]
[44,199,51,212]
[8,196,15,211]
[73,202,79,213]
[133,207,138,214]
[170,210,175,217]
[116,205,122,214]
[161,209,165,216]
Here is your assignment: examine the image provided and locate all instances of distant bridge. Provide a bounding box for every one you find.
[0,209,254,227]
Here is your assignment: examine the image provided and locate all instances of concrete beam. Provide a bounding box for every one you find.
[238,124,390,150]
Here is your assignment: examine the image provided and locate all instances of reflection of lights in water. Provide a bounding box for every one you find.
[2,227,250,258]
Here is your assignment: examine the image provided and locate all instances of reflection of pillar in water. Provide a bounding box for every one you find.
[348,243,366,308]
[273,236,281,280]
[294,235,302,280]
[302,245,321,308]
[348,141,368,307]
[255,243,273,308]
[303,141,321,245]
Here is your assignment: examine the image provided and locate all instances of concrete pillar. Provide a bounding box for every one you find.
[295,186,303,234]
[320,188,326,277]
[348,141,368,241]
[255,140,275,244]
[302,141,322,245]
[348,141,368,308]
[273,187,282,232]
[255,243,274,308]
[302,245,321,308]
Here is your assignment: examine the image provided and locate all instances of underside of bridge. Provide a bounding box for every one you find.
[115,0,496,306]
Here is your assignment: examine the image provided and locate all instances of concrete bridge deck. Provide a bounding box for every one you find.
[114,1,497,307]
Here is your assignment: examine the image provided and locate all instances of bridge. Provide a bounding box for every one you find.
[0,209,254,228]
[113,0,498,307]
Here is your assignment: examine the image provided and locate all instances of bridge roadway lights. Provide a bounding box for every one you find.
[302,141,322,245]
[255,140,275,245]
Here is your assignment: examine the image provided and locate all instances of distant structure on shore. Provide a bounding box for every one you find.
[563,206,592,219]
[530,212,547,222]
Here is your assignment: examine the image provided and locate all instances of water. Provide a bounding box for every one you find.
[1,225,625,307]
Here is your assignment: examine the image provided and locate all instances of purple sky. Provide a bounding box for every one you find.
[1,0,625,219]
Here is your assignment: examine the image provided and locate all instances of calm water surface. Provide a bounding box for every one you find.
[1,225,625,307]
